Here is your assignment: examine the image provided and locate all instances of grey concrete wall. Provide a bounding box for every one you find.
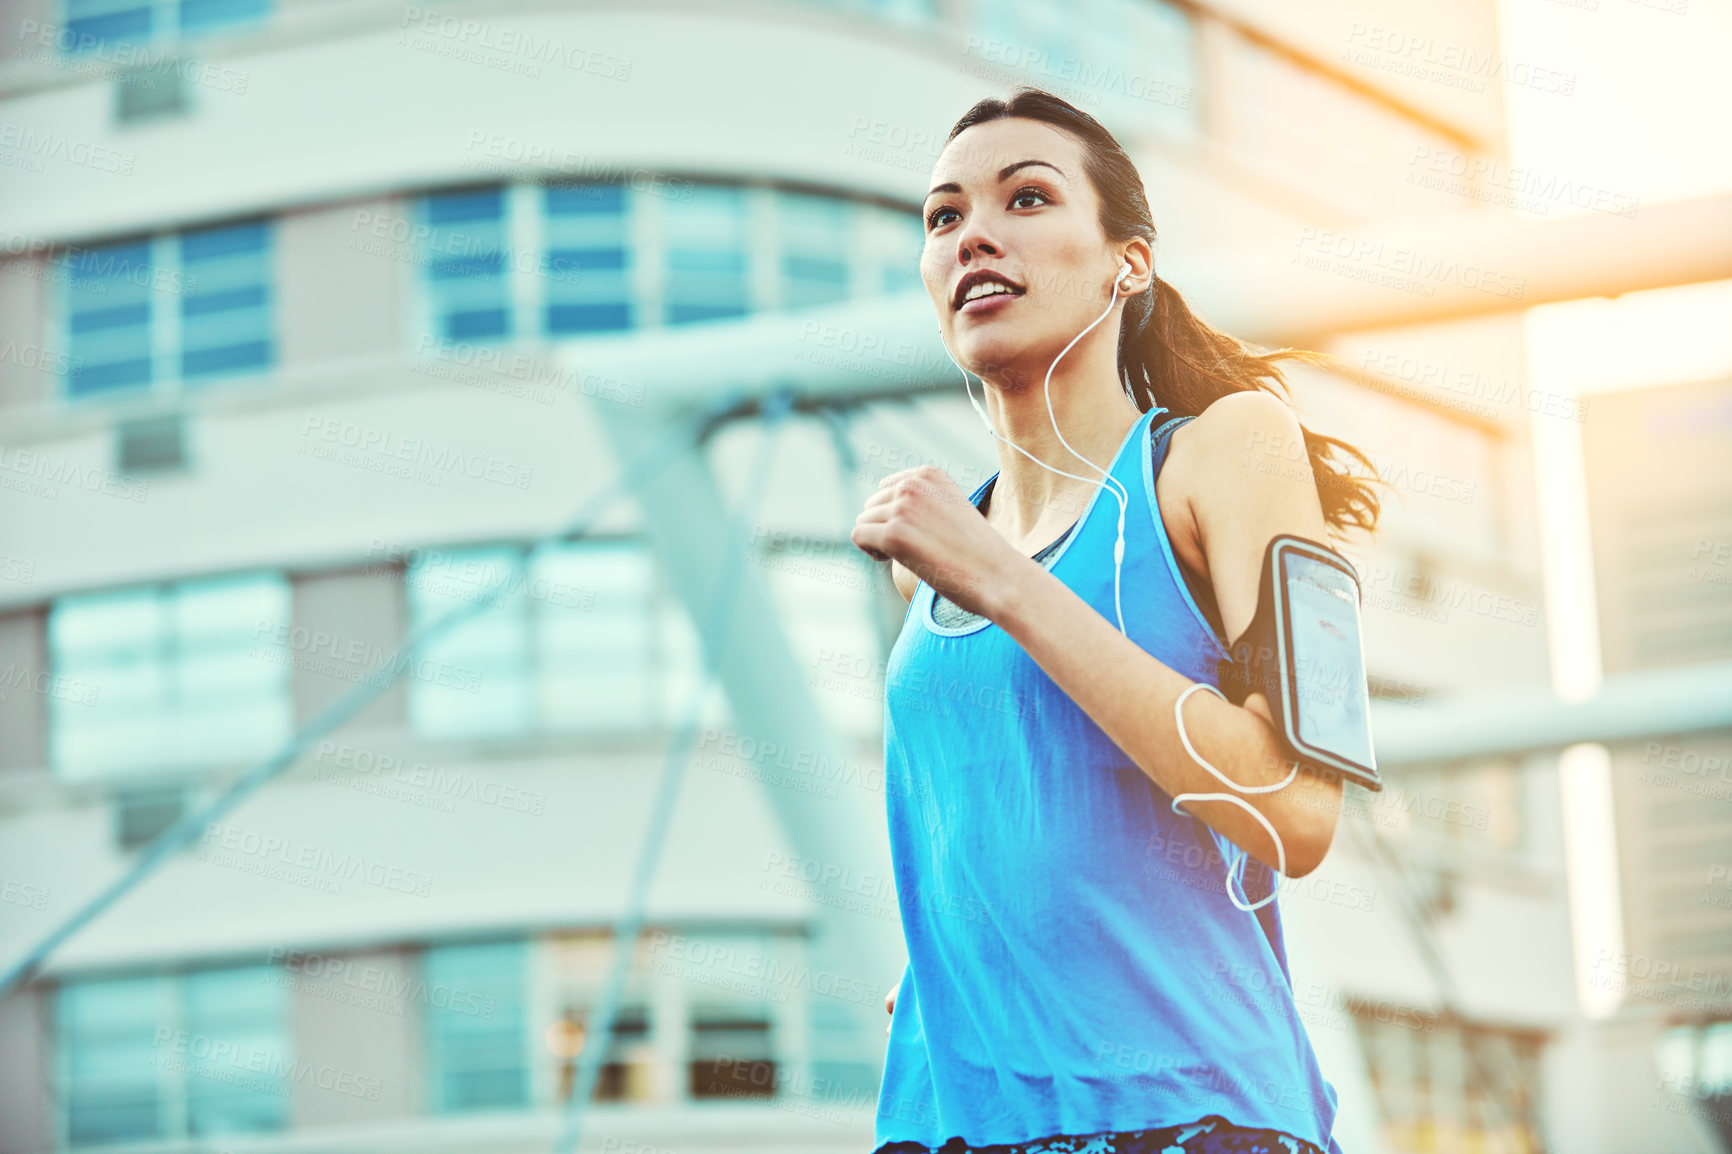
[0,258,53,410]
[0,986,57,1154]
[0,608,49,773]
[286,946,422,1126]
[276,197,407,368]
[288,566,408,729]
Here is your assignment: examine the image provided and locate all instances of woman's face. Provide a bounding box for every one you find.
[921,117,1119,389]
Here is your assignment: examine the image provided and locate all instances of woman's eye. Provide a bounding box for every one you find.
[926,188,1047,231]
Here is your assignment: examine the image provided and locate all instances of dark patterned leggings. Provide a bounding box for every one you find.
[876,1114,1325,1154]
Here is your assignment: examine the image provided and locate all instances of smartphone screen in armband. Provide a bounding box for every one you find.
[1281,547,1378,786]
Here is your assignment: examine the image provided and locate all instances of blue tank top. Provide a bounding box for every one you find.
[875,403,1344,1153]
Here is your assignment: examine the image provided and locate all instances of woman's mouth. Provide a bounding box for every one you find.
[958,290,1021,316]
[953,270,1027,314]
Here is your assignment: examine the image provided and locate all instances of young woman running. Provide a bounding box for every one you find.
[850,88,1383,1154]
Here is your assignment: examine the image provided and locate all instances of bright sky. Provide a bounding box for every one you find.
[1502,0,1731,703]
[1499,0,1732,398]
[1499,0,1732,205]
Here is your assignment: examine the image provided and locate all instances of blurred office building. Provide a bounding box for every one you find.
[0,1,1728,1153]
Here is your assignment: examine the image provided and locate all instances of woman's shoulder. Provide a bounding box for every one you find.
[1175,389,1299,450]
[1163,390,1305,493]
[1157,391,1310,580]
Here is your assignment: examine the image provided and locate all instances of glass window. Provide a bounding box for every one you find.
[820,0,937,25]
[536,540,655,731]
[415,180,924,344]
[863,205,925,296]
[425,940,530,1112]
[48,573,292,780]
[776,191,852,310]
[179,220,273,381]
[114,784,187,850]
[180,966,290,1135]
[1350,1005,1545,1153]
[406,546,534,740]
[689,1005,775,1099]
[969,0,1198,139]
[653,564,707,731]
[424,186,512,341]
[60,221,275,399]
[548,1003,653,1103]
[1657,1021,1732,1108]
[64,0,156,52]
[62,0,270,54]
[662,184,750,325]
[595,1005,652,1100]
[675,929,785,1103]
[61,974,169,1145]
[1706,1023,1732,1090]
[58,965,288,1146]
[972,0,1068,85]
[543,182,633,334]
[64,238,155,397]
[405,540,701,740]
[177,0,269,39]
[543,931,663,1105]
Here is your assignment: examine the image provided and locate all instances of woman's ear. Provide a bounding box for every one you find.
[1117,241,1154,291]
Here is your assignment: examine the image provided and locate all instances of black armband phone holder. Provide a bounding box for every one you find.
[1214,534,1382,792]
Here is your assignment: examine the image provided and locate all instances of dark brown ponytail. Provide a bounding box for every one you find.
[945,86,1384,541]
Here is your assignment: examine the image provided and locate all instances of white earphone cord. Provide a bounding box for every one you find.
[1170,683,1299,912]
[937,261,1134,634]
[937,260,1299,913]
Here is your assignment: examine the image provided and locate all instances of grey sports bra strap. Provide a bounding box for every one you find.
[1151,415,1194,470]
[1150,413,1228,647]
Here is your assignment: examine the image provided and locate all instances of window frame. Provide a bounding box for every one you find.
[402,537,701,742]
[52,218,277,407]
[408,178,924,350]
[422,938,534,1115]
[54,963,292,1147]
[58,0,272,55]
[46,569,294,782]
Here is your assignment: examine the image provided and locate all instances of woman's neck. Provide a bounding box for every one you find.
[982,379,1141,544]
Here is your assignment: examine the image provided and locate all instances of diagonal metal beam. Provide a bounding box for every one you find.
[585,387,903,1074]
